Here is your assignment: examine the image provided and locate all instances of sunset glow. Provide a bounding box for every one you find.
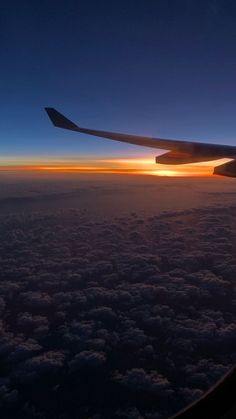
[0,157,231,176]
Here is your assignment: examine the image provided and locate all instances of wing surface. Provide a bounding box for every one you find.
[45,108,236,176]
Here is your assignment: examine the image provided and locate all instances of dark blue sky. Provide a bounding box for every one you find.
[2,0,236,162]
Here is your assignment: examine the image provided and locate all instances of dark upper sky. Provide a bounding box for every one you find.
[2,0,236,162]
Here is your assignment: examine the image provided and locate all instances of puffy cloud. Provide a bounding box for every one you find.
[69,350,106,369]
[112,368,172,396]
[17,312,49,329]
[0,385,18,404]
[18,291,52,310]
[7,339,42,363]
[14,351,65,384]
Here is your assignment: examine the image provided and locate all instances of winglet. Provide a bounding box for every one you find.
[45,108,79,131]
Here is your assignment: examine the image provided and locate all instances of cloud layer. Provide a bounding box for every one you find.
[0,204,236,418]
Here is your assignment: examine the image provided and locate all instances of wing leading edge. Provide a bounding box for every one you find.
[45,107,236,177]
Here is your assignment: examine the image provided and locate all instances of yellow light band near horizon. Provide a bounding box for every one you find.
[0,157,231,176]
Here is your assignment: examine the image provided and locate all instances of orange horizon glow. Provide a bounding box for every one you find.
[0,157,231,177]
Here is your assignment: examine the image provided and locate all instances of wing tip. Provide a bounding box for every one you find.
[45,107,79,131]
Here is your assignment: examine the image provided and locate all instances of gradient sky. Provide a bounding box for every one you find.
[2,0,236,173]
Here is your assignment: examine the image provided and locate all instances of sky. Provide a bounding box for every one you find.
[2,0,236,175]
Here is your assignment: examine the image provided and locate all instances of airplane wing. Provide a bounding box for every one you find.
[45,107,236,177]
